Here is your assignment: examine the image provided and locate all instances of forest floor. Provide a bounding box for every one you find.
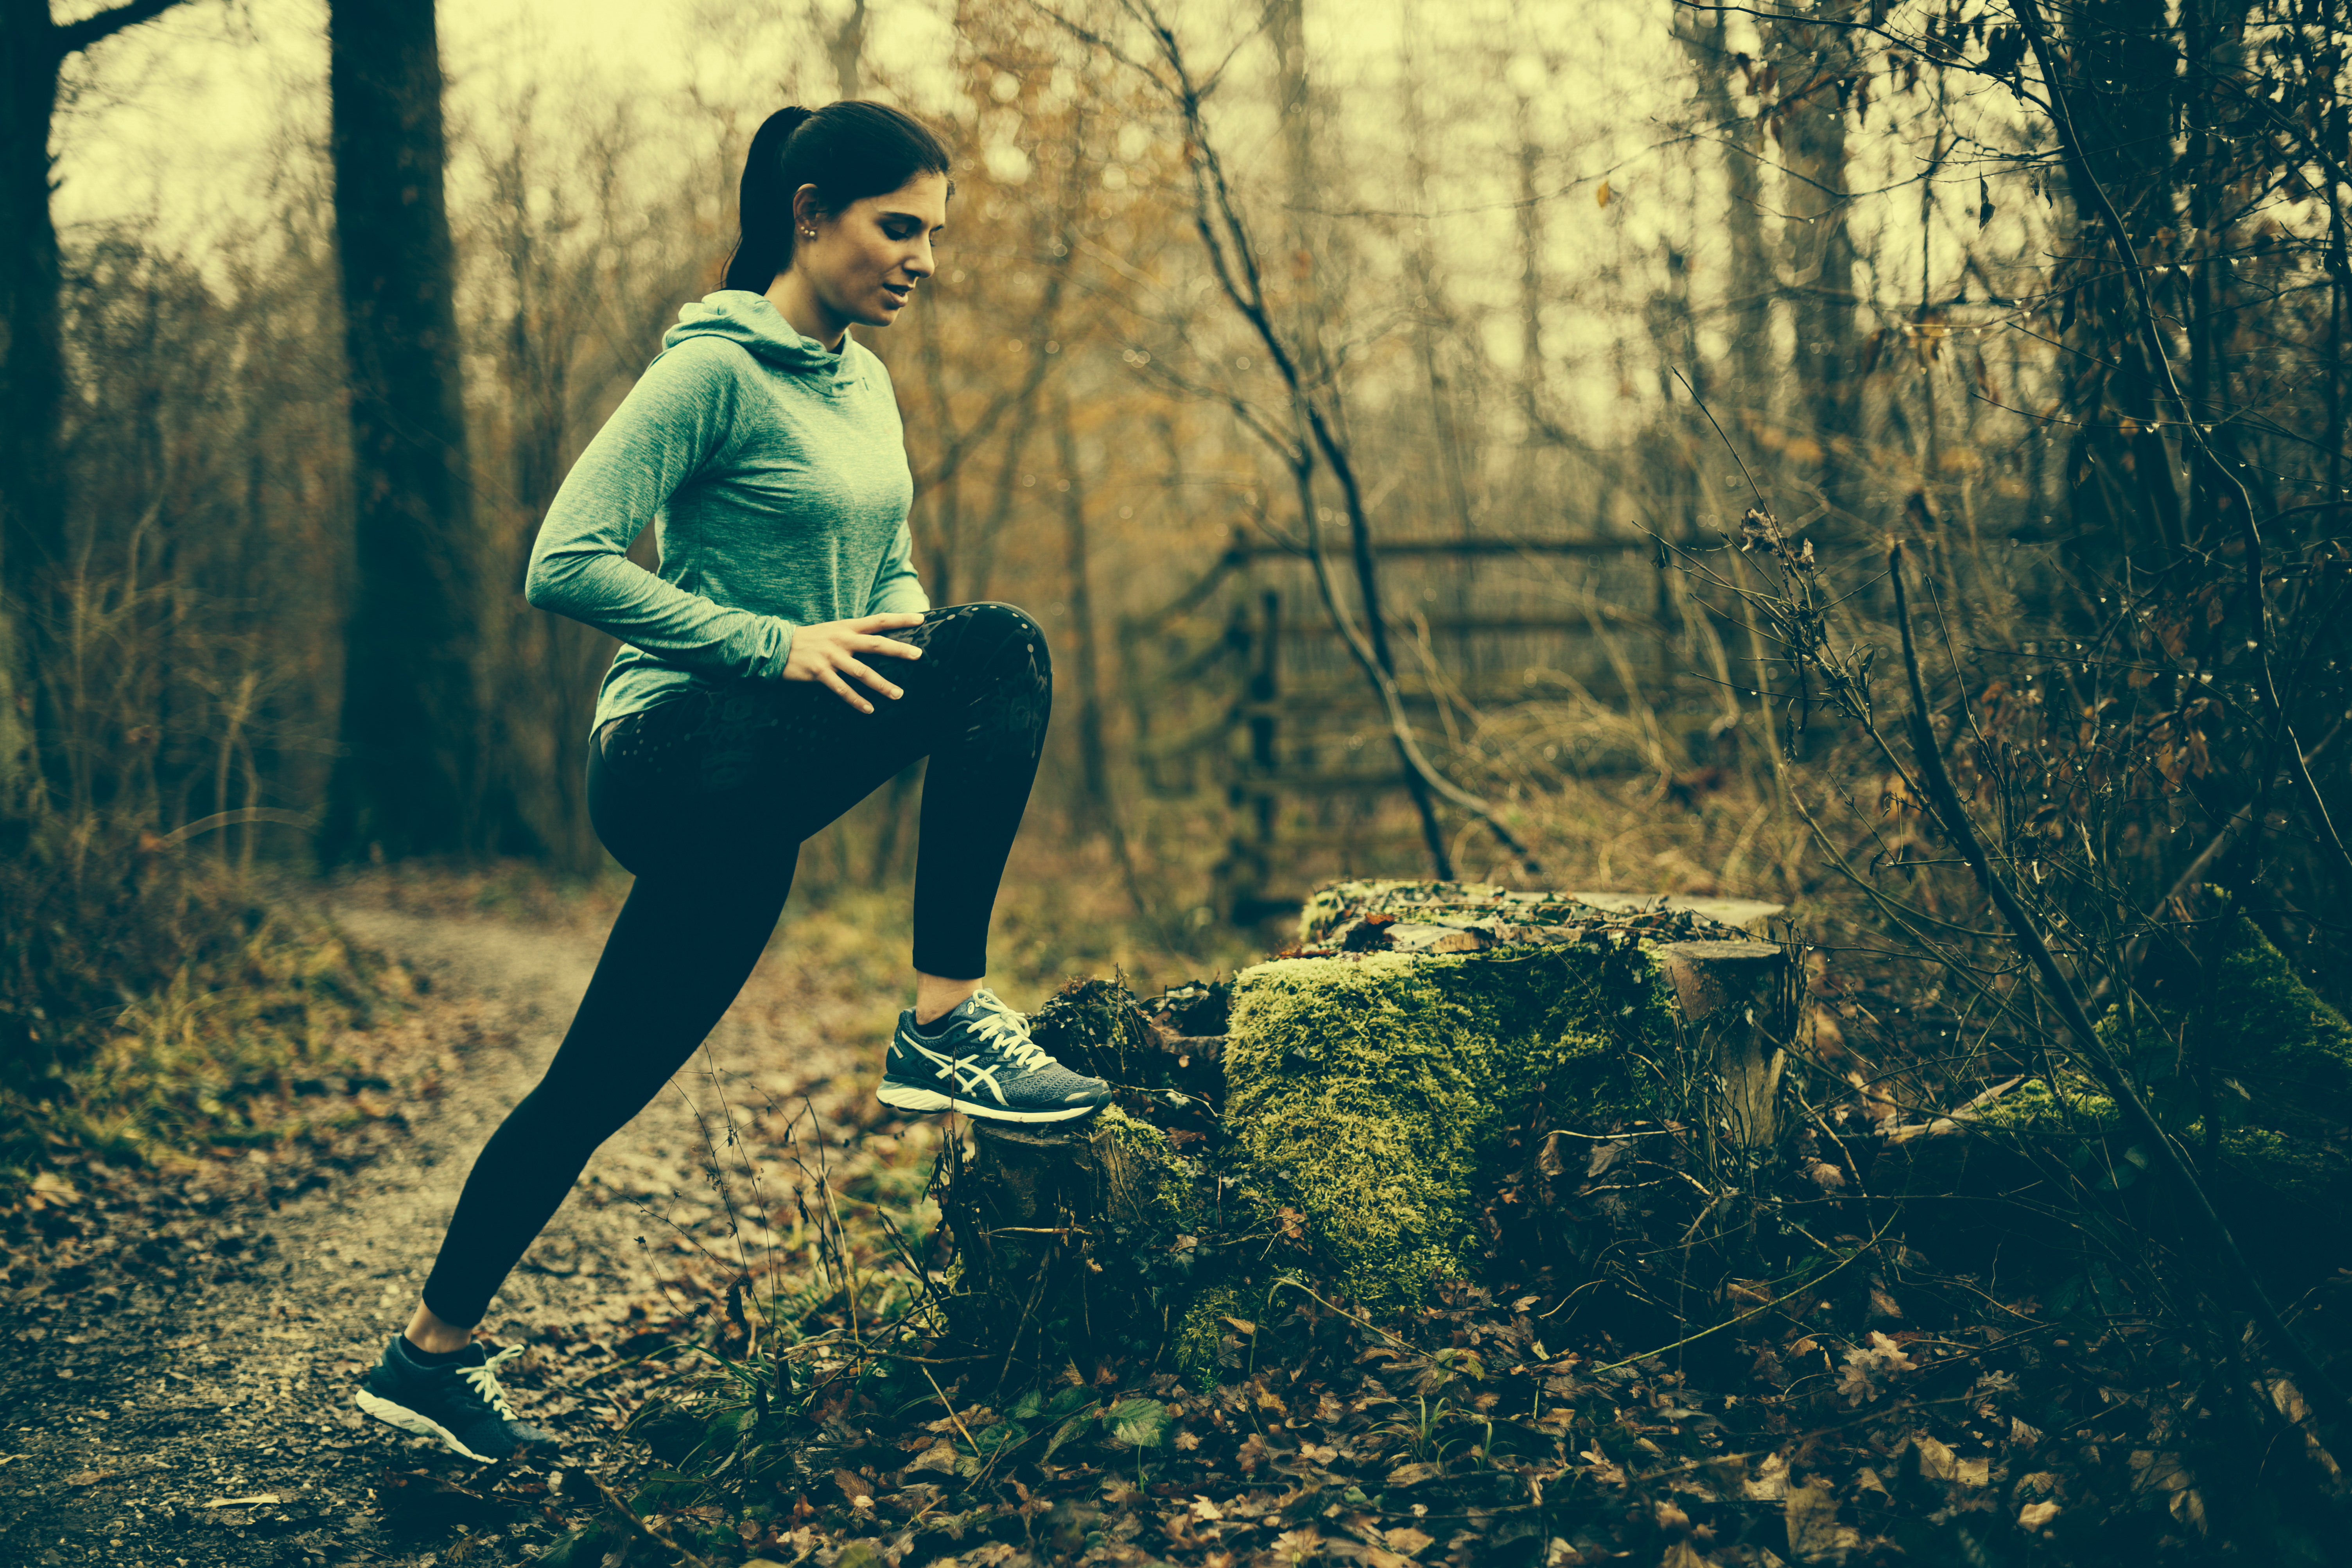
[0,872,902,1568]
[5,867,2346,1568]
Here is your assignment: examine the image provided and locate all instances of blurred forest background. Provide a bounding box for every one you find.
[6,2,2352,1558]
[3,0,2349,1160]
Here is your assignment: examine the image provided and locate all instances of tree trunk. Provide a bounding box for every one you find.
[0,0,65,825]
[1679,4,1772,416]
[1051,391,1111,827]
[321,0,485,865]
[1,0,194,827]
[1777,9,1859,524]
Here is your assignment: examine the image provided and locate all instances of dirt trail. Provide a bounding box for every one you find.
[0,892,871,1568]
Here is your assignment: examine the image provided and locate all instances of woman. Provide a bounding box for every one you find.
[353,101,1109,1463]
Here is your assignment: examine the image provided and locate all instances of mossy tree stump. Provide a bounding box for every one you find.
[938,885,1804,1374]
[1232,880,1801,1306]
[937,1107,1211,1379]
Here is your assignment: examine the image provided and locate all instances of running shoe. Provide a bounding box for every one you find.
[879,988,1111,1123]
[354,1336,562,1463]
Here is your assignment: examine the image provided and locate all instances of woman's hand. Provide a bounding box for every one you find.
[780,612,927,713]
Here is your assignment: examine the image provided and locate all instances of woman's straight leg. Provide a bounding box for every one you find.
[417,858,794,1329]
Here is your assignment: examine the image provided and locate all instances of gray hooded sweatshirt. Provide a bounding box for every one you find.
[525,289,929,735]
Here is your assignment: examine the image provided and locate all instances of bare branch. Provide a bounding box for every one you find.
[1889,544,2352,1461]
[52,0,192,58]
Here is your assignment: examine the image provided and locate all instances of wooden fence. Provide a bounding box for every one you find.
[1118,527,1706,922]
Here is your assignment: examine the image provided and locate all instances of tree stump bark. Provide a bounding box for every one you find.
[937,1108,1208,1378]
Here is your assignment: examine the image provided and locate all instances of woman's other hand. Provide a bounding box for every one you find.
[780,612,926,712]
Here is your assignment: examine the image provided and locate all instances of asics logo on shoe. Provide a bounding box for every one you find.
[908,1039,1009,1103]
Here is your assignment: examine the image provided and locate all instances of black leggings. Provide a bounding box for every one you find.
[419,602,1050,1329]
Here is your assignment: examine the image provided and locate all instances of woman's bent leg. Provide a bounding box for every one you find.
[905,603,1052,980]
[416,858,793,1329]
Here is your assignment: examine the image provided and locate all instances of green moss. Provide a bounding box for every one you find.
[1093,1104,1210,1242]
[2198,916,2352,1132]
[1969,1076,2118,1135]
[1173,1286,1245,1388]
[1964,919,2351,1201]
[1225,944,1676,1306]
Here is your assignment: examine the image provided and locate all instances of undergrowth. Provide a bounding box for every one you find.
[0,825,416,1200]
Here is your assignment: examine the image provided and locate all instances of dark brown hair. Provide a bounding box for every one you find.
[723,101,953,293]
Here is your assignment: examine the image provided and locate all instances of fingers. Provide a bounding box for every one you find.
[820,669,873,714]
[852,612,928,631]
[838,658,904,704]
[858,635,924,661]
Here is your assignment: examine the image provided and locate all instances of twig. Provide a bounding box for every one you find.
[2010,0,2352,884]
[1888,542,2352,1463]
[588,1469,714,1568]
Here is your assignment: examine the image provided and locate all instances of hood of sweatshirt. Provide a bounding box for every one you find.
[661,290,861,391]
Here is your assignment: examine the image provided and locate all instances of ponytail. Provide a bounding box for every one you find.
[722,102,952,293]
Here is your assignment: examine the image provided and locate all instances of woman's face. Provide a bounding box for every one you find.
[794,172,948,337]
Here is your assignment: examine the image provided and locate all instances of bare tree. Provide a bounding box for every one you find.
[0,0,197,822]
[319,0,488,864]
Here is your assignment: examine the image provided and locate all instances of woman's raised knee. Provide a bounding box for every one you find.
[959,601,1051,665]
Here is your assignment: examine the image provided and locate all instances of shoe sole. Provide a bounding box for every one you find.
[878,1080,1104,1123]
[354,1387,506,1464]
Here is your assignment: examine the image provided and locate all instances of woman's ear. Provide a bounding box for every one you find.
[791,182,825,238]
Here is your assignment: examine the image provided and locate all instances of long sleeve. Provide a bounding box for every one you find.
[867,520,930,615]
[524,339,797,680]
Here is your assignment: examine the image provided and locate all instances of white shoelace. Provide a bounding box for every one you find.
[456,1345,523,1420]
[964,992,1057,1075]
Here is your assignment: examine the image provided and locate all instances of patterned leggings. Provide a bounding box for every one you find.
[419,602,1050,1329]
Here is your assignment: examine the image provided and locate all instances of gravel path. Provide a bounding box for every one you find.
[0,891,875,1568]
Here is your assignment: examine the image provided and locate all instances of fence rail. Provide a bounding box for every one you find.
[1125,526,1693,921]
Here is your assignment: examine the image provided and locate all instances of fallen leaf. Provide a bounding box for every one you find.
[1383,1461,1439,1488]
[906,1441,960,1476]
[1578,1449,1627,1486]
[2020,1500,2060,1529]
[1744,1451,1789,1502]
[1914,1433,1958,1482]
[1189,1496,1224,1522]
[832,1468,872,1504]
[1273,1528,1323,1563]
[1785,1479,1861,1562]
[1383,1525,1435,1555]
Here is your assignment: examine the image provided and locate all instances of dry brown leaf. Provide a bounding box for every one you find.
[1273,1527,1324,1564]
[2019,1500,2060,1529]
[1785,1479,1861,1562]
[1383,1525,1435,1555]
[1913,1433,1958,1482]
[906,1441,960,1475]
